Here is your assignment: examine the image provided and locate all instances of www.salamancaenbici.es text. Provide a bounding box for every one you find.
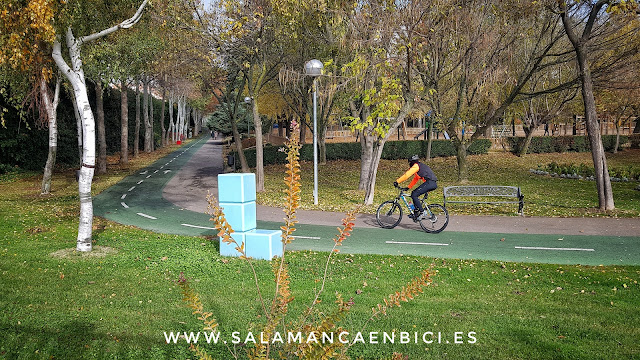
[164,331,477,345]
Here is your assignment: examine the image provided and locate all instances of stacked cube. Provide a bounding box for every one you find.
[217,173,282,260]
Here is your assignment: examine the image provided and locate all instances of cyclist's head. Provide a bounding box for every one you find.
[408,154,420,166]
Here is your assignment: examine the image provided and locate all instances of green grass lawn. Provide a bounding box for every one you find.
[258,149,640,218]
[1,144,639,359]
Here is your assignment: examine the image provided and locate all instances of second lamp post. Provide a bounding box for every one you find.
[304,59,323,205]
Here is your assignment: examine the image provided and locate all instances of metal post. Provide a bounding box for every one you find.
[313,79,318,205]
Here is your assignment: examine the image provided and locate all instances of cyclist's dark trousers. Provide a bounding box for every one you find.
[411,180,437,213]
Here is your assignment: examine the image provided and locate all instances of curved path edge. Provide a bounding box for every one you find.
[94,137,640,266]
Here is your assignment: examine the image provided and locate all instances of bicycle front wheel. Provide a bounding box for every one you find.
[419,204,449,233]
[376,200,402,229]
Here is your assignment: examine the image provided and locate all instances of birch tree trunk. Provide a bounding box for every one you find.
[149,83,154,151]
[120,78,129,165]
[40,75,61,195]
[69,88,83,161]
[143,76,152,153]
[51,0,148,252]
[53,30,97,252]
[95,82,107,174]
[134,78,140,157]
[160,86,166,147]
[168,93,174,144]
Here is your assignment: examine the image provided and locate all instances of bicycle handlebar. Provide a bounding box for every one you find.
[394,183,410,192]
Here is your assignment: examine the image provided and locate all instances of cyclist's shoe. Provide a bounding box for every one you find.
[415,211,432,221]
[410,210,422,222]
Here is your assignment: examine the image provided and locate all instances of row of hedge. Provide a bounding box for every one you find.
[506,135,639,154]
[1,83,170,172]
[233,139,493,167]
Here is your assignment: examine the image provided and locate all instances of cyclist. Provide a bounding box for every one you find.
[393,155,437,220]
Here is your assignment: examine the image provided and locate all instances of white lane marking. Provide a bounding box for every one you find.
[515,246,595,252]
[146,175,152,178]
[160,165,164,169]
[165,163,170,166]
[181,223,216,230]
[121,194,126,200]
[292,236,321,240]
[163,170,171,174]
[128,186,136,192]
[137,180,144,185]
[121,202,129,209]
[137,213,157,220]
[386,241,450,246]
[154,170,159,173]
[140,170,148,175]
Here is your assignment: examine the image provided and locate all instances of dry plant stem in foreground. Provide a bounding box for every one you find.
[178,121,434,359]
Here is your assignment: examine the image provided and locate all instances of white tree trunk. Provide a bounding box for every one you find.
[51,0,148,252]
[168,93,175,143]
[53,30,96,252]
[40,75,61,195]
[68,88,83,161]
[143,76,152,152]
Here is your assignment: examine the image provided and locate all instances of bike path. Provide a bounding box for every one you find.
[94,136,640,266]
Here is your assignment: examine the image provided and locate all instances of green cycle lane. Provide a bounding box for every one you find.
[94,137,640,266]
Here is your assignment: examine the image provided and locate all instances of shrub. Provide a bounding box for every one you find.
[235,139,491,167]
[508,135,628,154]
[539,162,640,181]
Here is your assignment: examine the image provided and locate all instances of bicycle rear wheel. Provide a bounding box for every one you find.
[376,200,403,229]
[418,204,449,233]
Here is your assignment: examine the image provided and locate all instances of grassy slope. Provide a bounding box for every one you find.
[1,144,639,359]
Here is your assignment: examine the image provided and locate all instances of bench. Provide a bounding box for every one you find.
[443,185,524,215]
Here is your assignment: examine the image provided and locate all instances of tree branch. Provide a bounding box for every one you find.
[81,0,149,43]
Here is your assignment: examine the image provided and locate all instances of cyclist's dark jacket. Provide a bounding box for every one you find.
[396,163,437,189]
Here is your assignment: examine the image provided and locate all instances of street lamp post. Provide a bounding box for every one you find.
[304,59,323,205]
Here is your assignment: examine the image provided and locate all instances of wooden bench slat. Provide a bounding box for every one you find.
[443,185,524,215]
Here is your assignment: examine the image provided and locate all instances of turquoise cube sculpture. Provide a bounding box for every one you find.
[219,232,246,257]
[245,229,282,260]
[217,173,256,203]
[217,172,283,260]
[219,201,256,232]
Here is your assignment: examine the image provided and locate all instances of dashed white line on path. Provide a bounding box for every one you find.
[137,180,144,185]
[140,170,148,175]
[121,202,129,209]
[137,213,157,220]
[121,194,126,200]
[293,236,321,240]
[146,175,152,178]
[386,241,450,246]
[515,246,595,252]
[128,186,136,192]
[181,223,216,230]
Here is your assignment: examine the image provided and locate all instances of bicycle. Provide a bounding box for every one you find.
[376,184,449,233]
